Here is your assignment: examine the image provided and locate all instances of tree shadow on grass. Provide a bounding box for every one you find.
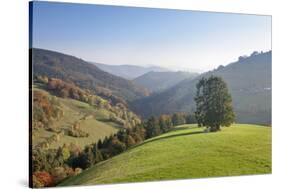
[171,125,198,132]
[130,130,204,150]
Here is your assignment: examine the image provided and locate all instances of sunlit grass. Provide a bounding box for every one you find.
[60,124,271,186]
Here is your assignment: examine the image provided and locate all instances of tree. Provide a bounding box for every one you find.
[58,144,70,161]
[92,144,103,163]
[59,88,69,98]
[78,146,94,169]
[51,167,67,184]
[145,116,160,138]
[33,171,54,187]
[126,135,136,147]
[194,76,235,132]
[159,115,172,132]
[97,139,103,149]
[32,174,44,188]
[185,113,197,124]
[172,113,186,126]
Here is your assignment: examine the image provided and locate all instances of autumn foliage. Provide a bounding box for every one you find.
[33,171,54,187]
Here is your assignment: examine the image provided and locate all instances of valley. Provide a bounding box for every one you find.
[29,3,272,188]
[131,51,272,125]
[30,48,272,187]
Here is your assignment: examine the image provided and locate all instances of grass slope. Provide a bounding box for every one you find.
[60,124,271,186]
[32,86,119,149]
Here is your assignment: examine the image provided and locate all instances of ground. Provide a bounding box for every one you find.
[60,124,271,186]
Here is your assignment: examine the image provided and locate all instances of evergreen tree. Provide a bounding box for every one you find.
[145,116,160,138]
[78,146,94,169]
[97,139,102,149]
[92,144,103,163]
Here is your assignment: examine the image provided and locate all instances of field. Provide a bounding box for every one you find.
[60,124,271,186]
[32,86,119,149]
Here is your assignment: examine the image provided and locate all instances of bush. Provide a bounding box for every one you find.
[109,137,126,155]
[74,168,82,175]
[32,175,44,188]
[109,113,126,126]
[32,90,63,130]
[67,129,89,138]
[51,167,67,184]
[126,135,136,147]
[33,171,54,187]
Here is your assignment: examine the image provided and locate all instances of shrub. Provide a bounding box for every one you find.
[32,175,44,188]
[67,128,89,138]
[126,135,136,147]
[109,137,126,155]
[74,168,82,175]
[51,167,67,184]
[33,171,54,187]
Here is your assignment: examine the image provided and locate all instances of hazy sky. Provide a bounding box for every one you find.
[31,1,271,72]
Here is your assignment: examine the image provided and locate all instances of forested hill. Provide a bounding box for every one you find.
[32,48,149,102]
[131,51,272,125]
[133,71,198,93]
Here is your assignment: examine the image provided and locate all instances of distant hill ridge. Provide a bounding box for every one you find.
[32,48,149,102]
[92,62,170,79]
[131,51,272,125]
[133,71,198,93]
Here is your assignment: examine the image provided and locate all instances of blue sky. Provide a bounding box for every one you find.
[31,1,271,72]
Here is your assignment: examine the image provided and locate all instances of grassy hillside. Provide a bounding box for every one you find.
[131,51,272,125]
[60,124,271,186]
[32,86,119,149]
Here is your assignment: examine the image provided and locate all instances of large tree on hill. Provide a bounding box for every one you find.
[194,76,235,132]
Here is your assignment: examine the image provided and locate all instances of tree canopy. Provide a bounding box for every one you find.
[194,76,235,132]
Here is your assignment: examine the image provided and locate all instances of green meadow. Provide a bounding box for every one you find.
[60,124,271,186]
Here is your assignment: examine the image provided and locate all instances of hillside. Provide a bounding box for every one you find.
[133,71,198,93]
[93,62,170,79]
[32,87,118,149]
[131,51,272,124]
[60,124,271,186]
[32,78,141,150]
[32,48,149,102]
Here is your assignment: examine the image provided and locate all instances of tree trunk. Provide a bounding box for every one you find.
[210,125,220,132]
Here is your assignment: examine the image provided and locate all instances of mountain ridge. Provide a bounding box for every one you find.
[131,51,272,125]
[92,62,170,79]
[133,71,198,93]
[32,48,149,102]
